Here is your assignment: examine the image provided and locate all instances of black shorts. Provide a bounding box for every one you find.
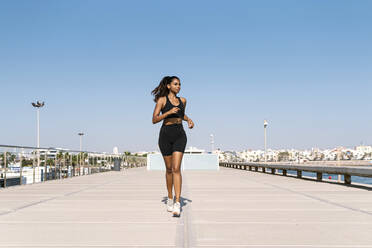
[158,124,187,156]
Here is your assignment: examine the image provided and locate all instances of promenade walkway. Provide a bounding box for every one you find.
[1,167,372,247]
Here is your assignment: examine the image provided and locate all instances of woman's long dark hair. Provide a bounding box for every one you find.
[151,76,180,102]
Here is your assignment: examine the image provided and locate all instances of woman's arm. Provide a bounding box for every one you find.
[152,97,179,124]
[181,97,194,129]
[183,114,190,121]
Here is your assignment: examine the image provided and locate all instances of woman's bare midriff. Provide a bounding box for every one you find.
[163,117,183,125]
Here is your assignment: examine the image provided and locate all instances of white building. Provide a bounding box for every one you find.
[356,145,372,154]
[39,149,59,159]
[113,147,119,155]
[185,146,205,154]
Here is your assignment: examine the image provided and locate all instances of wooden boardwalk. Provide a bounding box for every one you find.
[1,167,372,247]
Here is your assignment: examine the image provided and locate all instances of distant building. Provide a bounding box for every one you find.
[184,146,205,154]
[356,145,372,154]
[39,149,59,159]
[113,147,119,155]
[136,151,149,156]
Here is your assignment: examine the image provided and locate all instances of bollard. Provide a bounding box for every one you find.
[113,158,121,171]
[317,172,322,181]
[344,174,351,185]
[297,170,302,178]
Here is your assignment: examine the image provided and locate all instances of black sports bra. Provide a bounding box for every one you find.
[161,95,185,120]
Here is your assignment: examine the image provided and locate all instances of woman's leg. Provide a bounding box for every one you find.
[172,151,184,203]
[162,155,173,199]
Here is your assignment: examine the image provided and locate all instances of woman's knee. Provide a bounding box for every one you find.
[166,167,172,174]
[172,166,181,174]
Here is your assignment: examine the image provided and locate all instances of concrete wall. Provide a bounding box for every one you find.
[147,153,219,171]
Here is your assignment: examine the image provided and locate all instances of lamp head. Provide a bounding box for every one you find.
[31,101,45,108]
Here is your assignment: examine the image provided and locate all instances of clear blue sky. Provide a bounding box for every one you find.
[1,0,371,153]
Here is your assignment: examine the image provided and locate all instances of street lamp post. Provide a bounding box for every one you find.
[210,134,214,153]
[264,120,268,163]
[31,101,45,170]
[78,133,84,151]
[78,133,84,176]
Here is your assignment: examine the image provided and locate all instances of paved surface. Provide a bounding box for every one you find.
[1,167,372,247]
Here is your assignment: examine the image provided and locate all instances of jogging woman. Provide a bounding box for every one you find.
[151,76,194,217]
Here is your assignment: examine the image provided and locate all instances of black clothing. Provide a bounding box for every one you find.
[158,124,187,156]
[161,95,185,120]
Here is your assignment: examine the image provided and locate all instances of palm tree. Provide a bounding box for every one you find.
[9,153,16,164]
[0,153,4,168]
[22,159,33,167]
[82,152,88,164]
[57,151,63,160]
[71,154,77,166]
[46,159,54,166]
[0,152,16,167]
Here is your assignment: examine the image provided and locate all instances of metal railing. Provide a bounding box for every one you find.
[0,144,146,188]
[220,162,372,185]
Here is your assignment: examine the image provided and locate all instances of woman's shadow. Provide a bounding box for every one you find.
[161,196,192,217]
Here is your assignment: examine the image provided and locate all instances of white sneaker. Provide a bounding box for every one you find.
[172,201,181,216]
[166,198,174,212]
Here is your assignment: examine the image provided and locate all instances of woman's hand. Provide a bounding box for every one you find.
[187,118,194,129]
[167,107,180,115]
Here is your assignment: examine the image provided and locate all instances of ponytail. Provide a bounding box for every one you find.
[151,76,180,102]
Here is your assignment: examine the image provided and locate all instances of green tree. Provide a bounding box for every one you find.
[57,151,64,160]
[278,152,290,161]
[46,159,54,166]
[22,159,33,167]
[320,153,325,161]
[9,153,16,163]
[71,154,78,166]
[0,152,16,166]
